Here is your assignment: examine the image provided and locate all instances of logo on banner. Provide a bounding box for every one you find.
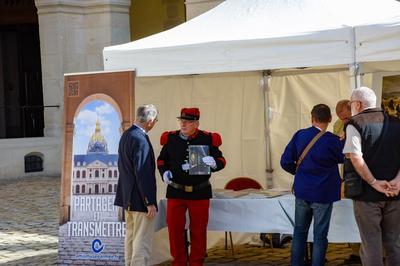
[92,239,104,253]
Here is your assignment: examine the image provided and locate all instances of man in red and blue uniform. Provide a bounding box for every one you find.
[157,108,226,266]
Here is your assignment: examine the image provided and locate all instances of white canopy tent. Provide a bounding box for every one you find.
[103,0,400,264]
[104,0,400,76]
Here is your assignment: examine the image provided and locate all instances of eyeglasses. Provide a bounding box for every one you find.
[349,100,361,105]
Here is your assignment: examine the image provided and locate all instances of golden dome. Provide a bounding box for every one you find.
[87,120,109,154]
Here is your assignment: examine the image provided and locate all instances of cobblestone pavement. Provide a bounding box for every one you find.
[0,176,361,266]
[156,242,361,266]
[0,176,59,265]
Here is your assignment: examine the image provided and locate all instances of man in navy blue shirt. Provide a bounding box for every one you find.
[281,104,344,266]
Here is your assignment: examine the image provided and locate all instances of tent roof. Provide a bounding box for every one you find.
[103,0,400,77]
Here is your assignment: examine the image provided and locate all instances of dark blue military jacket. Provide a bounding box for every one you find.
[157,129,226,199]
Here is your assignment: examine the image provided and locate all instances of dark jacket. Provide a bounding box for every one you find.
[344,108,400,201]
[281,126,344,203]
[114,124,157,212]
[157,129,226,199]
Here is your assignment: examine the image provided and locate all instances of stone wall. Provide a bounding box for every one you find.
[0,0,131,179]
[185,0,224,20]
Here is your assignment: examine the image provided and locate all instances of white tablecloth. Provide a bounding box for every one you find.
[155,195,361,243]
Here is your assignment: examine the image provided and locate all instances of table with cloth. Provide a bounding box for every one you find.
[155,194,360,243]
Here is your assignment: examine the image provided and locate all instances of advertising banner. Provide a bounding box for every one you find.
[59,71,135,265]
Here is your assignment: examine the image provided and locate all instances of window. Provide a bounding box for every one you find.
[76,185,79,194]
[108,170,112,178]
[82,170,86,178]
[0,24,44,139]
[114,170,118,178]
[95,170,99,178]
[108,184,112,193]
[82,185,86,193]
[76,171,80,178]
[114,184,117,192]
[24,153,43,173]
[95,184,99,194]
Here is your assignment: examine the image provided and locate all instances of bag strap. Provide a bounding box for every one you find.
[296,130,326,172]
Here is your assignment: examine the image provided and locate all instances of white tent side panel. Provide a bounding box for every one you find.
[268,70,352,188]
[136,72,267,190]
[134,70,352,191]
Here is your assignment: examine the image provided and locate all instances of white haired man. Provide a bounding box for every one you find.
[115,104,159,266]
[343,87,400,266]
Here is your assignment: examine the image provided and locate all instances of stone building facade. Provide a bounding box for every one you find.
[0,0,222,179]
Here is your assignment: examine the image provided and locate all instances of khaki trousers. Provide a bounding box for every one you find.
[353,200,400,266]
[124,210,155,266]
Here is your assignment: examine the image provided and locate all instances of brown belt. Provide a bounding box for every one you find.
[169,180,210,193]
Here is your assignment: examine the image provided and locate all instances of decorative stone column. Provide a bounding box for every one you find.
[185,0,223,20]
[34,0,131,138]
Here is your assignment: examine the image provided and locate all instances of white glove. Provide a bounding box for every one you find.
[202,156,216,169]
[162,170,173,184]
[181,162,190,171]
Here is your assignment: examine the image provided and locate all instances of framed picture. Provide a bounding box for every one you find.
[188,145,210,175]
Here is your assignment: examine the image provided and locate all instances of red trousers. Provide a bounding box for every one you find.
[167,199,210,266]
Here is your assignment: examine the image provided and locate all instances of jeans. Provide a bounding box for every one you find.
[291,198,333,266]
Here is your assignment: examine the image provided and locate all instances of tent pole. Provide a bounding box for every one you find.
[262,70,273,189]
[349,27,363,89]
[349,63,360,89]
[349,63,364,90]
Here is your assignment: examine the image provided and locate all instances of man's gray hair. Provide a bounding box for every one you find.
[351,86,377,109]
[136,104,158,123]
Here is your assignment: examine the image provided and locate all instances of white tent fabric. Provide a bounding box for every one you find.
[138,70,351,191]
[356,20,400,63]
[137,72,266,190]
[103,0,400,77]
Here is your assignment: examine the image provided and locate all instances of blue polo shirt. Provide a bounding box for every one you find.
[280,126,344,203]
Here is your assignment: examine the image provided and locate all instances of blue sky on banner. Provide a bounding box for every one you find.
[73,100,121,155]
